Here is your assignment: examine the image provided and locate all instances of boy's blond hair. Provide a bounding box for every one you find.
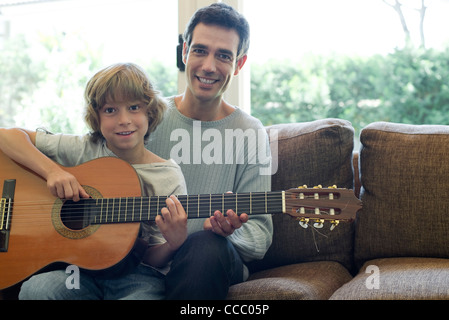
[84,62,166,142]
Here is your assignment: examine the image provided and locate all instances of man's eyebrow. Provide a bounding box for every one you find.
[191,44,208,50]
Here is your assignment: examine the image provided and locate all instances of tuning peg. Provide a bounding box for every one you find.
[296,207,305,214]
[298,218,309,229]
[313,218,324,229]
[330,220,340,231]
[327,185,337,200]
[297,185,307,200]
[313,187,321,200]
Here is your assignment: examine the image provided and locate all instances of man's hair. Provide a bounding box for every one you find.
[183,2,250,59]
[84,62,166,142]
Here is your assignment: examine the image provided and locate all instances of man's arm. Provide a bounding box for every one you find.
[204,122,274,261]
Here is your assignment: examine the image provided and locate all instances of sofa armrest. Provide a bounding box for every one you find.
[355,121,449,268]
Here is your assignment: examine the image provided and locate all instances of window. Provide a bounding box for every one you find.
[0,0,178,133]
[2,0,449,139]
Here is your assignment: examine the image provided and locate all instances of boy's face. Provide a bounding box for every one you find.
[183,23,247,104]
[99,99,148,158]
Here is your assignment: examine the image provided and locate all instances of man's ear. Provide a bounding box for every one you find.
[182,42,188,64]
[234,55,248,76]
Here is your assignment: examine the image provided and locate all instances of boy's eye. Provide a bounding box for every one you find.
[104,107,115,114]
[129,105,140,111]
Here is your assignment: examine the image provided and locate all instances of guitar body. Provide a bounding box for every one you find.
[0,152,141,290]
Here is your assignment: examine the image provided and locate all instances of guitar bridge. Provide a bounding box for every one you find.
[1,179,16,252]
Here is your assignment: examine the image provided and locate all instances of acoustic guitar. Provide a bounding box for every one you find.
[0,151,361,290]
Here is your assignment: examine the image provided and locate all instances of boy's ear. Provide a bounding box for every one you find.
[234,55,247,76]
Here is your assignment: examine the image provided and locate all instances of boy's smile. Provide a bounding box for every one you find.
[116,130,136,137]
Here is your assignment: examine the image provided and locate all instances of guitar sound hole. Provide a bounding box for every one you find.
[60,200,89,231]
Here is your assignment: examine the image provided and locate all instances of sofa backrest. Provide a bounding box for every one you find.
[248,119,356,273]
[354,122,449,268]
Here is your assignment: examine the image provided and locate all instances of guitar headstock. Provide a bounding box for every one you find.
[285,185,361,230]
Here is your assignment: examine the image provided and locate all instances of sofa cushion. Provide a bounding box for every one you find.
[268,120,355,190]
[248,119,356,273]
[228,261,352,300]
[330,257,449,300]
[355,122,449,267]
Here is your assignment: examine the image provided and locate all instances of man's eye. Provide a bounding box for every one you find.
[192,48,206,55]
[219,54,232,61]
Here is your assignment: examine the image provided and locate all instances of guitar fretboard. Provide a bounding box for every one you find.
[87,191,285,224]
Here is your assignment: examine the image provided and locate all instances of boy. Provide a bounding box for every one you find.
[0,62,188,299]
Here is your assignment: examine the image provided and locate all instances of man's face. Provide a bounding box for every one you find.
[183,23,246,104]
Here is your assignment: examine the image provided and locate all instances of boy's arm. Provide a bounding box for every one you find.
[0,128,89,201]
[0,128,51,177]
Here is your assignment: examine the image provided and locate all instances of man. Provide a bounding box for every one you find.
[146,3,273,299]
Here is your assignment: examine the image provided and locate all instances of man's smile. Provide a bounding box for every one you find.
[197,76,219,85]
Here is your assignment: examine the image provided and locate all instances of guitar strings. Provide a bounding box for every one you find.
[5,191,346,228]
[7,193,288,209]
[4,192,338,212]
[3,206,338,226]
[6,194,287,217]
[8,195,286,210]
[6,190,338,210]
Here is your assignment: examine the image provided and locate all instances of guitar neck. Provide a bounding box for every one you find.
[87,191,285,224]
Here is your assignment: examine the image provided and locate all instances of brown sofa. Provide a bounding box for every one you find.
[228,120,449,300]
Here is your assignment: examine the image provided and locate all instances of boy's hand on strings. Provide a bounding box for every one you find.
[46,167,90,202]
[156,195,188,251]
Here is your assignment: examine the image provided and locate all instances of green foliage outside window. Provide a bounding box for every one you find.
[1,32,448,141]
[250,46,449,139]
